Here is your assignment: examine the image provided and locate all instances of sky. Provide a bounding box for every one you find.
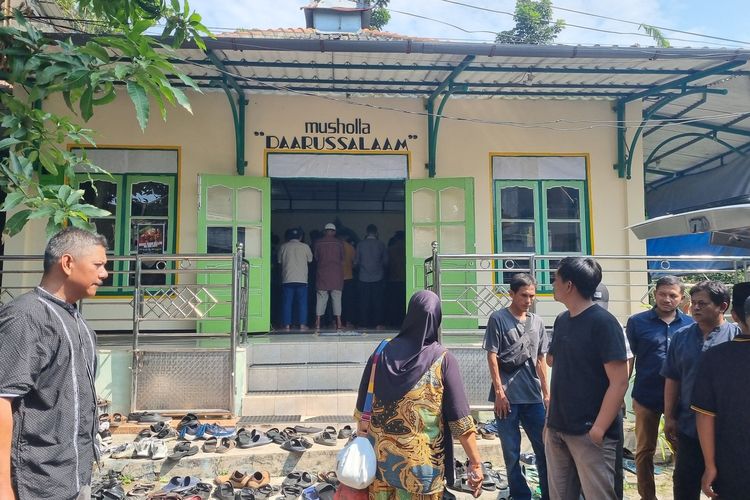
[186,0,750,49]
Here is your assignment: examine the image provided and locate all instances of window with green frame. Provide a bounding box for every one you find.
[79,174,177,292]
[493,157,590,289]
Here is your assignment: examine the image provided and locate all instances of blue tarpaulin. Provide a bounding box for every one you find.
[647,233,750,271]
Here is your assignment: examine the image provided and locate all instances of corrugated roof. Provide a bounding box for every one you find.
[52,31,750,187]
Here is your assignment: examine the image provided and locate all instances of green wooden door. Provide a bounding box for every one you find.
[197,175,270,333]
[405,178,476,330]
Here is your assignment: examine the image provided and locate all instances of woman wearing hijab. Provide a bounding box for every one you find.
[354,290,483,499]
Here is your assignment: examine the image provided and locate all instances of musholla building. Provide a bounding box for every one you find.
[4,0,750,416]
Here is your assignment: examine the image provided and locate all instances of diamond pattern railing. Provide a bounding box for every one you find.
[136,286,221,320]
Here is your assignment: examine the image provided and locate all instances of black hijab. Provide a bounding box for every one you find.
[374,290,447,402]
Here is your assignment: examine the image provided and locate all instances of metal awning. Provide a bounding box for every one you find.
[629,203,750,249]
[57,29,750,184]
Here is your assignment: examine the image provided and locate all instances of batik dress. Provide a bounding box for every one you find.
[356,353,475,499]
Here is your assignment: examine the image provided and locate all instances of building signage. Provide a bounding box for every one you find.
[265,118,409,151]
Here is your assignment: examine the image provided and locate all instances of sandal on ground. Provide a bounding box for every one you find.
[314,483,335,500]
[245,470,270,489]
[213,482,235,500]
[281,438,307,453]
[167,442,198,461]
[281,485,303,500]
[215,436,236,453]
[266,427,285,444]
[316,471,339,488]
[111,413,123,428]
[215,470,249,489]
[254,484,278,499]
[293,424,322,434]
[337,425,353,440]
[236,488,257,500]
[202,437,218,453]
[313,431,337,446]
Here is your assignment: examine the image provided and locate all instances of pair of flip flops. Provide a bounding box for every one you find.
[202,436,236,453]
[302,483,336,500]
[282,471,314,490]
[167,442,199,460]
[281,437,313,452]
[313,429,337,446]
[266,427,298,445]
[236,428,273,448]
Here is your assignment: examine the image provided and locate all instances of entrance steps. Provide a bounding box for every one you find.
[242,332,391,417]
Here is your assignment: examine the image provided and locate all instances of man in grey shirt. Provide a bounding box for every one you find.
[483,273,550,500]
[355,224,388,328]
[0,228,109,500]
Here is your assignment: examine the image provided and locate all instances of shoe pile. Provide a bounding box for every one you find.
[449,460,510,498]
[110,421,179,460]
[213,469,277,500]
[265,424,354,452]
[90,470,126,500]
[280,470,338,500]
[146,476,213,499]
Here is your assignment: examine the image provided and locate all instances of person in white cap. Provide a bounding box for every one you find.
[313,223,344,330]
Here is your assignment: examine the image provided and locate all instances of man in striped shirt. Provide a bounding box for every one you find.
[0,228,108,500]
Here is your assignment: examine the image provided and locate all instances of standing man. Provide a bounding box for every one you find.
[278,228,313,330]
[483,273,549,500]
[355,224,388,329]
[0,228,109,500]
[661,280,739,500]
[340,235,357,329]
[626,275,693,500]
[692,282,750,499]
[314,223,344,330]
[544,257,629,500]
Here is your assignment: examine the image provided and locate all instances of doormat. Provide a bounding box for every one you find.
[236,415,301,425]
[318,331,365,337]
[303,415,357,423]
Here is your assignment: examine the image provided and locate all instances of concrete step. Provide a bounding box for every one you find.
[242,390,358,417]
[99,433,506,485]
[247,363,364,392]
[246,340,382,366]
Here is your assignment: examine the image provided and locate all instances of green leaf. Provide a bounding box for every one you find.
[96,36,139,57]
[68,216,94,231]
[126,81,150,130]
[131,19,154,37]
[92,85,117,106]
[58,184,73,202]
[3,209,32,237]
[176,72,200,92]
[75,204,110,218]
[171,85,192,114]
[46,217,60,239]
[36,64,68,86]
[80,86,94,121]
[66,189,85,206]
[39,149,58,175]
[27,206,55,219]
[1,191,26,212]
[114,63,130,80]
[0,137,21,150]
[63,91,74,112]
[82,41,110,63]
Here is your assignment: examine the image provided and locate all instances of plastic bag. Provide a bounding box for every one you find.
[335,436,376,489]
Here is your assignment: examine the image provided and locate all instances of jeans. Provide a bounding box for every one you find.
[495,403,549,500]
[544,427,618,500]
[673,432,704,500]
[281,283,307,326]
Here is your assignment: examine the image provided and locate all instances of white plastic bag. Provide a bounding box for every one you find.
[335,436,376,489]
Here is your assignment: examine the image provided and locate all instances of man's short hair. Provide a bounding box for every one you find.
[689,280,730,308]
[43,228,108,273]
[366,224,378,235]
[556,256,602,300]
[509,273,536,292]
[654,275,685,294]
[731,282,750,319]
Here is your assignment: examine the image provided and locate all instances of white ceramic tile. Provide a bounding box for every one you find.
[251,344,281,364]
[307,343,334,363]
[278,343,309,364]
[247,367,277,391]
[277,367,309,390]
[337,366,363,390]
[307,367,338,390]
[274,394,306,415]
[242,395,275,416]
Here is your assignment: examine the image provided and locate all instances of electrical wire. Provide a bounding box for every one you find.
[432,0,750,49]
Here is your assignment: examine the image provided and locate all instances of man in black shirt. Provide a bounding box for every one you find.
[545,257,628,500]
[0,228,108,500]
[692,282,750,499]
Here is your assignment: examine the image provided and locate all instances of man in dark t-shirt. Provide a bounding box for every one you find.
[545,257,628,500]
[691,283,750,499]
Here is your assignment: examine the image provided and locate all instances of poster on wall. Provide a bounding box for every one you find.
[136,223,165,255]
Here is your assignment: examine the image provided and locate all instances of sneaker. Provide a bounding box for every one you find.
[156,427,179,441]
[203,423,236,439]
[151,439,167,460]
[179,423,206,441]
[177,413,200,430]
[135,438,152,458]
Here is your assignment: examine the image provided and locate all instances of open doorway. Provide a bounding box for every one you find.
[270,178,406,331]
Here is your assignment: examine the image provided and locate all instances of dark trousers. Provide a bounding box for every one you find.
[357,280,385,327]
[385,280,406,327]
[495,403,549,500]
[342,278,356,325]
[614,407,625,500]
[673,432,704,500]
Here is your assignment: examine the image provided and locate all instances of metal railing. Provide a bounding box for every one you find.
[0,246,249,415]
[426,243,750,333]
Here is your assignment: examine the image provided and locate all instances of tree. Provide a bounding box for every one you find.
[366,0,390,31]
[0,0,211,237]
[496,0,565,45]
[639,24,671,48]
